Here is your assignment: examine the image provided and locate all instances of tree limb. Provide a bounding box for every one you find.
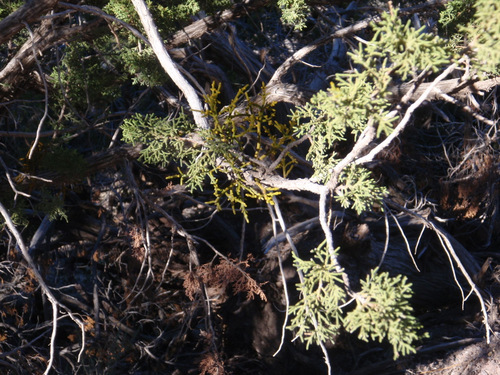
[0,0,58,45]
[267,15,379,86]
[166,0,272,48]
[0,201,86,374]
[388,76,500,102]
[0,18,106,97]
[355,62,460,166]
[131,0,209,130]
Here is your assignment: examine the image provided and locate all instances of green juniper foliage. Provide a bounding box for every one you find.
[344,270,424,359]
[0,1,498,372]
[293,8,449,197]
[0,0,23,19]
[439,0,500,74]
[288,242,346,349]
[103,1,500,365]
[288,244,423,359]
[36,189,69,222]
[50,40,123,112]
[439,0,475,34]
[335,165,387,215]
[287,7,453,358]
[359,8,450,81]
[121,110,198,168]
[104,0,232,35]
[277,0,309,31]
[120,46,171,87]
[462,0,500,74]
[5,206,30,229]
[100,0,231,88]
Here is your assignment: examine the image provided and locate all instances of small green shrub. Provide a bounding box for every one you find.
[288,243,424,359]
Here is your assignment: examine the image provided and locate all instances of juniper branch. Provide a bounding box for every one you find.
[355,62,460,166]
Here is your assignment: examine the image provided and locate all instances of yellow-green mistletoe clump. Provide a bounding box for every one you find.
[122,83,297,221]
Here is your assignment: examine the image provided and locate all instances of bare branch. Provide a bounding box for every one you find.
[0,19,105,97]
[355,62,460,166]
[438,91,497,126]
[58,2,149,45]
[270,196,332,375]
[266,202,289,357]
[0,0,58,45]
[166,0,272,48]
[23,21,49,160]
[385,199,490,344]
[131,0,209,130]
[0,201,86,375]
[388,76,500,103]
[268,16,378,86]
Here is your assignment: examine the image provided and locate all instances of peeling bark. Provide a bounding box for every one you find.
[388,77,500,102]
[0,18,106,98]
[0,0,59,45]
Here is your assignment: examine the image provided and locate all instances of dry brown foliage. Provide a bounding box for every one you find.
[183,255,267,302]
[183,270,202,301]
[199,351,225,375]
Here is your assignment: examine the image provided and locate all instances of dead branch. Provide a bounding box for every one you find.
[58,2,149,45]
[0,18,106,97]
[131,0,209,130]
[268,15,379,86]
[257,83,315,106]
[166,0,272,48]
[0,201,86,374]
[385,199,489,342]
[262,216,321,254]
[355,62,460,166]
[388,77,500,102]
[269,196,333,375]
[266,202,289,357]
[23,21,49,160]
[0,0,58,45]
[203,29,274,86]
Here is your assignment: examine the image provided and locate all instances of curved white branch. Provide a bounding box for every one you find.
[131,0,209,130]
[0,201,86,374]
[355,62,459,166]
